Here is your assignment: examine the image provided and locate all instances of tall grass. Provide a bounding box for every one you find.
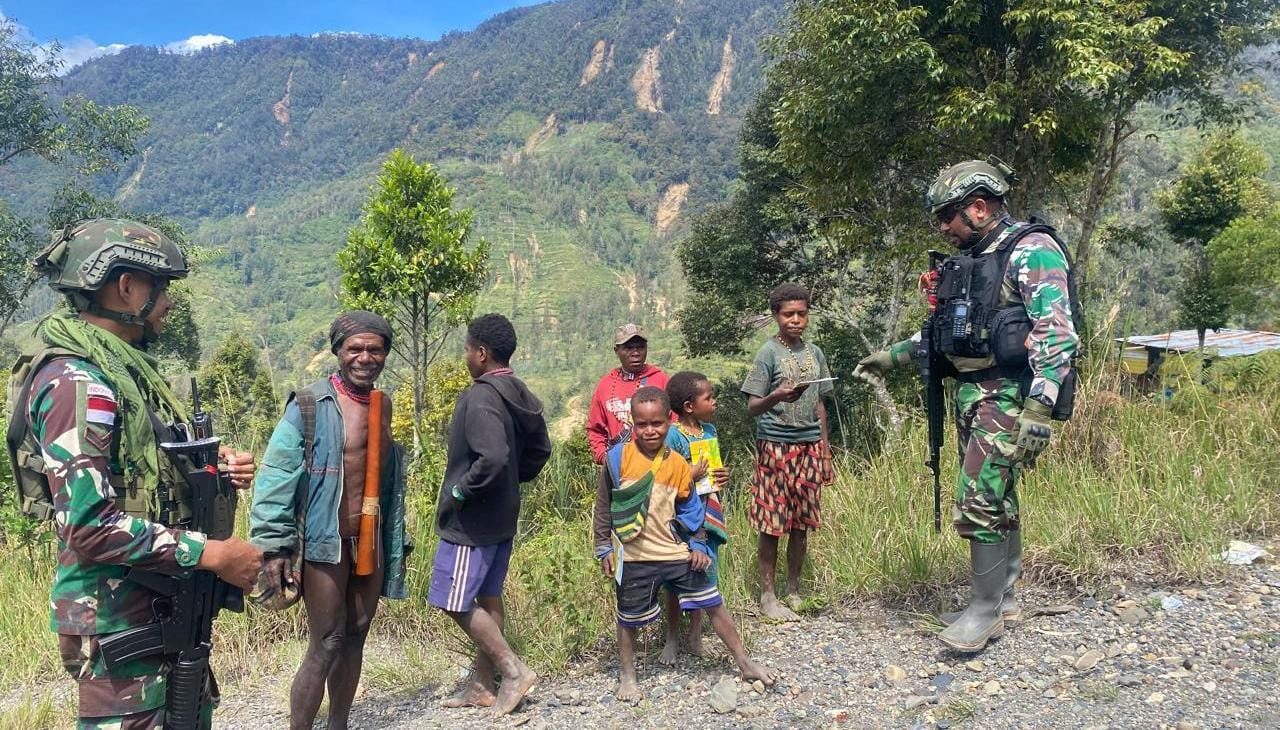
[2,356,1277,722]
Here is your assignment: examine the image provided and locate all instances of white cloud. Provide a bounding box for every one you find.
[163,34,233,54]
[2,10,128,72]
[57,37,128,68]
[3,12,234,71]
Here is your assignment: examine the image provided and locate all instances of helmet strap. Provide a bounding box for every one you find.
[78,276,169,344]
[957,209,984,248]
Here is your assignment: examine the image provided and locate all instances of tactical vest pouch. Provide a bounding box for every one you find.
[989,306,1032,373]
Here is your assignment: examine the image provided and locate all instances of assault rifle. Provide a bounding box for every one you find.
[914,251,949,533]
[99,378,242,730]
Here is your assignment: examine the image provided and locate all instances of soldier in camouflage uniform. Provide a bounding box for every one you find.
[855,159,1079,652]
[10,219,263,728]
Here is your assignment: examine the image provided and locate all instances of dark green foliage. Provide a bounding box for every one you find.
[196,331,278,449]
[0,203,38,335]
[1158,132,1276,343]
[0,19,148,174]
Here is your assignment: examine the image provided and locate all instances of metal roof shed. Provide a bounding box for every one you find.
[1117,329,1280,358]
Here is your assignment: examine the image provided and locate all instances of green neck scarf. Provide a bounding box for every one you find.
[38,312,189,491]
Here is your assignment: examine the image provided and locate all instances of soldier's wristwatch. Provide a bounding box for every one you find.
[1029,392,1054,409]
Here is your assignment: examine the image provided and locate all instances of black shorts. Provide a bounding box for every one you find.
[615,559,722,627]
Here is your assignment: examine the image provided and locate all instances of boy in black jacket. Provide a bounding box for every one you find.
[430,313,552,716]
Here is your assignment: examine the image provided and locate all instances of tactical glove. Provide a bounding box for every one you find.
[1014,398,1053,462]
[854,350,897,380]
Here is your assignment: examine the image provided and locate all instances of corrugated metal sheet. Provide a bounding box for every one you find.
[1116,329,1280,358]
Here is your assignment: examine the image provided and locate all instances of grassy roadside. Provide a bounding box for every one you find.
[1,358,1277,725]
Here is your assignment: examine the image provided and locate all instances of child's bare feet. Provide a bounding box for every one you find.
[761,591,800,622]
[440,680,497,708]
[616,674,643,703]
[686,633,712,658]
[658,636,679,665]
[784,593,805,614]
[492,665,537,716]
[738,658,776,686]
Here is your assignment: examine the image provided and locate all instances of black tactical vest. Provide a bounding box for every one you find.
[931,221,1084,417]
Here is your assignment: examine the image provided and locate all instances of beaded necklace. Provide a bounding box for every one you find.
[605,367,650,445]
[774,335,817,382]
[675,419,705,440]
[330,372,372,405]
[607,367,649,410]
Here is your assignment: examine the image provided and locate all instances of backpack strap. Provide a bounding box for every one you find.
[294,388,318,475]
[285,385,320,555]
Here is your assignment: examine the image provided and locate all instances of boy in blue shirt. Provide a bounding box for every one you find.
[660,371,729,663]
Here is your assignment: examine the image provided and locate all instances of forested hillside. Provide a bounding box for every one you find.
[2,0,785,409]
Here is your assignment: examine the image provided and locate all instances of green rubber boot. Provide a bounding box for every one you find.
[940,530,1022,625]
[939,540,1007,652]
[1000,529,1022,621]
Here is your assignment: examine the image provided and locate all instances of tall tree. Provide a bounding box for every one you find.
[0,19,148,171]
[1158,132,1276,345]
[338,149,489,454]
[676,89,913,429]
[766,0,1278,291]
[1207,209,1280,327]
[196,331,277,449]
[1,17,150,337]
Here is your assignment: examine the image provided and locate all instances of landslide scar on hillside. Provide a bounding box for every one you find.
[706,34,736,115]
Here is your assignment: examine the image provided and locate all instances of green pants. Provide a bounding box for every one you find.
[59,634,214,729]
[952,378,1023,544]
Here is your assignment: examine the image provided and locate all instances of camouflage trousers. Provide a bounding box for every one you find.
[58,634,213,730]
[951,378,1023,544]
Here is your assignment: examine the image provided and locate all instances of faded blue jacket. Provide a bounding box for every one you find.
[249,377,409,599]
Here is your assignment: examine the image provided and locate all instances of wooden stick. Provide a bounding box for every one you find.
[355,390,383,576]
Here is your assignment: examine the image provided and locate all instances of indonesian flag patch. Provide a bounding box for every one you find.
[85,383,117,426]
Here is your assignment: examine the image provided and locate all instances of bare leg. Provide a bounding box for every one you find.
[758,533,798,621]
[325,547,384,730]
[445,602,536,716]
[784,528,808,612]
[289,560,350,730]
[659,592,681,665]
[704,604,775,684]
[615,624,642,702]
[440,595,501,708]
[686,609,708,657]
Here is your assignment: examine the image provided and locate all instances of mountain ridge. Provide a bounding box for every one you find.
[2,0,787,410]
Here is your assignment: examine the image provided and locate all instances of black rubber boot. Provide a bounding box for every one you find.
[940,530,1022,625]
[939,539,1007,652]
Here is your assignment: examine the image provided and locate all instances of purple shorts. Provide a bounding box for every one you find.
[428,538,513,612]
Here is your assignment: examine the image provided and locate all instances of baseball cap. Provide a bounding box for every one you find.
[613,323,647,346]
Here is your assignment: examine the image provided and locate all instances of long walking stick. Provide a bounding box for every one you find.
[356,391,383,576]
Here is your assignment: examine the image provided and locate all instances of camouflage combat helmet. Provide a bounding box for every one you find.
[925,156,1016,215]
[32,218,188,340]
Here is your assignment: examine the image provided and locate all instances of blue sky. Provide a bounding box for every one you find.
[1,1,546,68]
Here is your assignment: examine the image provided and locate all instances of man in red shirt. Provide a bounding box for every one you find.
[586,324,669,463]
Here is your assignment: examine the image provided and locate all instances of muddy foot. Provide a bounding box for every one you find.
[658,636,679,665]
[616,675,643,703]
[761,592,800,622]
[739,658,776,686]
[492,667,537,716]
[440,682,497,709]
[686,634,713,658]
